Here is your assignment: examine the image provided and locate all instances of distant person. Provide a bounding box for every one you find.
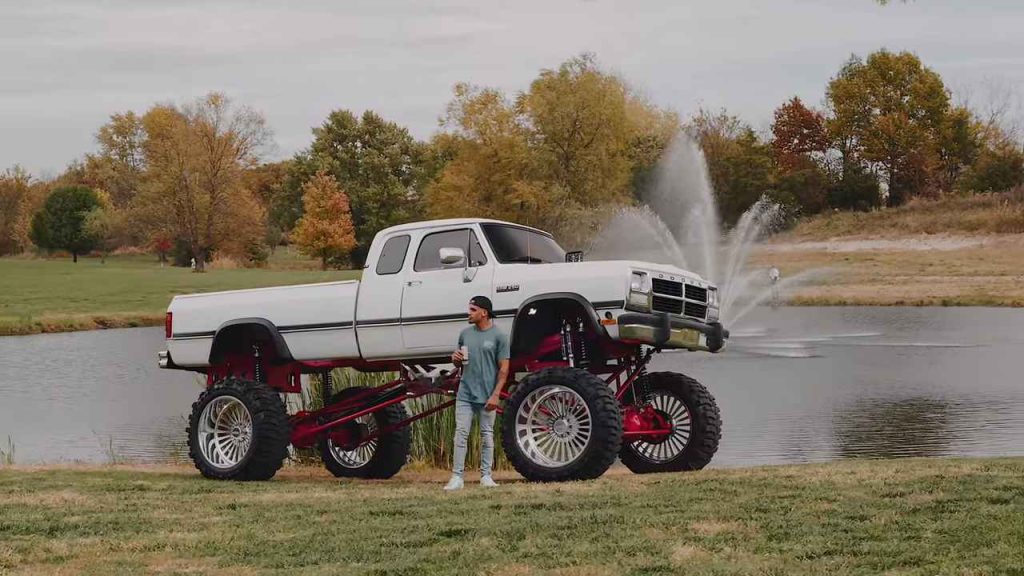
[190,257,196,270]
[445,295,510,491]
[768,266,781,307]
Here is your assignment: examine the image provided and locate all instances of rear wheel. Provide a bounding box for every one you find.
[319,387,411,479]
[187,378,290,481]
[619,372,721,473]
[501,367,622,482]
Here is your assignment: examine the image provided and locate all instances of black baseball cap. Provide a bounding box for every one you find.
[469,295,494,318]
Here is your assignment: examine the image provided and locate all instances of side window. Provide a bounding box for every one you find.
[375,235,411,275]
[414,229,488,272]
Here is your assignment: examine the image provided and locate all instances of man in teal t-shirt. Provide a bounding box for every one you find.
[444,295,510,491]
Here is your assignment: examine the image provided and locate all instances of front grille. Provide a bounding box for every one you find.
[684,302,708,320]
[685,284,708,303]
[652,295,683,315]
[650,275,709,321]
[651,278,683,298]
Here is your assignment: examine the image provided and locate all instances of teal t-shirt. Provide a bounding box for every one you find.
[457,324,510,405]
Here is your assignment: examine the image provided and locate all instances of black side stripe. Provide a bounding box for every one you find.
[171,301,627,339]
[278,321,354,333]
[171,330,215,339]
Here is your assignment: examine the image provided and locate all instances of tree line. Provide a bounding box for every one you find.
[2,50,1021,269]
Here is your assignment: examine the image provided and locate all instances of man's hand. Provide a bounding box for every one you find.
[485,394,501,412]
[451,349,465,366]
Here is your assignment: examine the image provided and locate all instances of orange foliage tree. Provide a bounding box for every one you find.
[291,171,356,269]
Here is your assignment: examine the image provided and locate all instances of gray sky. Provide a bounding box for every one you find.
[3,0,1023,177]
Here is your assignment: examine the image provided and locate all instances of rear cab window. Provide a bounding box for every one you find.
[375,235,411,275]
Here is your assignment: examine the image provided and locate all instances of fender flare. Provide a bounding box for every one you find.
[510,292,609,355]
[208,318,294,365]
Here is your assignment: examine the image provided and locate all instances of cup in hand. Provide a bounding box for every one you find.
[459,345,469,362]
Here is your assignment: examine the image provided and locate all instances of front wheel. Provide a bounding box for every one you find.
[186,378,291,481]
[619,372,721,473]
[501,367,622,482]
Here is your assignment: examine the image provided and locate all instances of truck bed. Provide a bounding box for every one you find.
[167,281,360,367]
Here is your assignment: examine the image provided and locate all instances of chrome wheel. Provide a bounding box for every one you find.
[629,390,692,463]
[514,385,593,468]
[327,415,378,468]
[198,396,253,469]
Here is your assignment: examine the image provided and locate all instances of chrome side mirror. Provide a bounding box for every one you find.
[439,247,466,267]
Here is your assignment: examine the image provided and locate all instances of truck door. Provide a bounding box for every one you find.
[401,227,493,353]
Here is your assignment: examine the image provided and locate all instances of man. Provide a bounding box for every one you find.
[444,295,510,491]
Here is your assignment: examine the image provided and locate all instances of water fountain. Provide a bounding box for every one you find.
[589,133,811,328]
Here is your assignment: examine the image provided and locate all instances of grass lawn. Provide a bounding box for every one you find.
[0,250,360,336]
[1,458,1022,575]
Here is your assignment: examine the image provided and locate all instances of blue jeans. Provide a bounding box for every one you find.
[452,399,496,478]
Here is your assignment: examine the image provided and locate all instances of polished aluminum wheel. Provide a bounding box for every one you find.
[198,396,253,469]
[514,385,593,467]
[327,414,378,468]
[629,390,692,463]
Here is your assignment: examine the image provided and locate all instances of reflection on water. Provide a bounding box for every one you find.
[833,397,952,459]
[1,307,1024,466]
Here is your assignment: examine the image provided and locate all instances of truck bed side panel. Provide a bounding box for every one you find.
[167,281,359,367]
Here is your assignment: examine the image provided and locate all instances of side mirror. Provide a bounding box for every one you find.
[439,247,466,267]
[565,251,584,263]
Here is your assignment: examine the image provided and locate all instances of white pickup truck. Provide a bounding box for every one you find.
[160,218,727,483]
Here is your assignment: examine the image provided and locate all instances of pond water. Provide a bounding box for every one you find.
[1,307,1022,467]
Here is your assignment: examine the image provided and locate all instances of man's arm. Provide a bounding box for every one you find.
[485,359,510,412]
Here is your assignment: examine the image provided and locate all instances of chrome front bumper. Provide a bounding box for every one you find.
[617,312,728,352]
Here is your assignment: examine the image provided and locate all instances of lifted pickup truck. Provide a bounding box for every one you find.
[160,218,728,482]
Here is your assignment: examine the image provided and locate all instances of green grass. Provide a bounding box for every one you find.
[1,458,1022,575]
[0,250,360,336]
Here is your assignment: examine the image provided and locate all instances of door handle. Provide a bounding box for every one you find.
[406,281,422,287]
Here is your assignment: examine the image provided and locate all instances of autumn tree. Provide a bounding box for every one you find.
[135,93,270,272]
[30,186,102,262]
[771,97,829,171]
[291,171,357,269]
[827,50,951,206]
[771,97,832,214]
[427,55,680,244]
[0,167,33,255]
[283,110,426,265]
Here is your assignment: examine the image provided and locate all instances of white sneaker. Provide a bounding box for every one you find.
[443,475,464,491]
[480,476,499,488]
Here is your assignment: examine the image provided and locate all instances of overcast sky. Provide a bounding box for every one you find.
[3,0,1023,176]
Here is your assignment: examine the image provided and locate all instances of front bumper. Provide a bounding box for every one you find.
[617,312,729,352]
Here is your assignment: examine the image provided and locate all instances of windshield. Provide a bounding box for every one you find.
[481,224,566,264]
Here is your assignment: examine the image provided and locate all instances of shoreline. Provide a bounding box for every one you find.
[4,297,1024,338]
[3,232,1022,338]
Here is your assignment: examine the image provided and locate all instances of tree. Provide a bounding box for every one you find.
[518,54,636,206]
[686,109,774,224]
[771,97,829,171]
[29,186,101,262]
[827,50,951,206]
[283,110,426,266]
[135,93,270,272]
[291,171,357,269]
[0,167,32,255]
[426,55,680,244]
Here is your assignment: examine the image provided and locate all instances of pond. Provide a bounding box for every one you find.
[1,307,1022,467]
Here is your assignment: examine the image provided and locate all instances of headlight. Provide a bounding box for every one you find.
[629,271,649,293]
[707,286,719,307]
[626,271,650,312]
